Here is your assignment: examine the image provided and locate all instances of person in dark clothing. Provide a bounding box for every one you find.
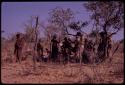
[14,33,23,63]
[96,31,107,63]
[73,36,81,63]
[82,39,94,64]
[62,37,71,64]
[51,35,59,62]
[67,38,73,60]
[67,38,73,52]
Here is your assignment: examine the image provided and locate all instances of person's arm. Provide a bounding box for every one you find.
[50,40,52,56]
[14,43,17,55]
[56,40,59,44]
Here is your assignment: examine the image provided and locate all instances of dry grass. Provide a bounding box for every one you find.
[1,41,124,84]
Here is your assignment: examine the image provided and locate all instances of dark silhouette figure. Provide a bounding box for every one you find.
[73,36,80,63]
[82,38,94,64]
[14,33,23,63]
[62,37,71,64]
[51,35,59,62]
[96,31,107,63]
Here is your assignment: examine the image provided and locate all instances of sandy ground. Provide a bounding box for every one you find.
[1,53,124,84]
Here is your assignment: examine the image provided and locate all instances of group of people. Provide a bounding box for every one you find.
[14,31,112,64]
[50,32,85,64]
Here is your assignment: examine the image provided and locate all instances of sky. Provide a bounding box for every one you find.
[1,2,124,41]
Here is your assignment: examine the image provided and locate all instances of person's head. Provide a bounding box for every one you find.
[64,37,67,41]
[46,48,49,51]
[84,38,87,43]
[100,31,107,38]
[68,38,71,41]
[76,32,82,36]
[16,33,20,39]
[107,36,111,41]
[88,40,92,44]
[53,34,57,39]
[38,39,41,42]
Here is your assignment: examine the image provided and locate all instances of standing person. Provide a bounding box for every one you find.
[14,33,24,63]
[72,32,84,63]
[96,31,107,63]
[67,38,73,55]
[82,38,89,63]
[51,35,59,63]
[37,39,43,62]
[74,35,81,63]
[76,32,84,63]
[62,37,71,64]
[82,39,94,64]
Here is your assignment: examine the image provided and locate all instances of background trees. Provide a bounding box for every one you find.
[48,7,74,38]
[84,1,124,57]
[23,16,40,42]
[3,1,123,60]
[84,1,124,36]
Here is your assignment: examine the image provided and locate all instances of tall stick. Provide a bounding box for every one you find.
[49,34,52,62]
[33,16,39,71]
[111,42,120,57]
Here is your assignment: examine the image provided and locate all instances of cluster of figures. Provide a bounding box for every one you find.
[14,32,112,64]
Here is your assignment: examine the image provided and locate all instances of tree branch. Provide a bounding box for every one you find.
[108,29,119,37]
[65,27,76,36]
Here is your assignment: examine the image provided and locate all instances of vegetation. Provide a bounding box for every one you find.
[1,1,124,84]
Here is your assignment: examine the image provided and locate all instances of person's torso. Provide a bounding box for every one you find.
[52,39,58,47]
[15,38,23,49]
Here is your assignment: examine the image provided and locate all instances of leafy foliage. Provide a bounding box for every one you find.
[84,1,124,34]
[69,21,88,31]
[48,7,74,36]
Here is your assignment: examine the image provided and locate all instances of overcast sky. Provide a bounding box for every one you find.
[1,2,124,41]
